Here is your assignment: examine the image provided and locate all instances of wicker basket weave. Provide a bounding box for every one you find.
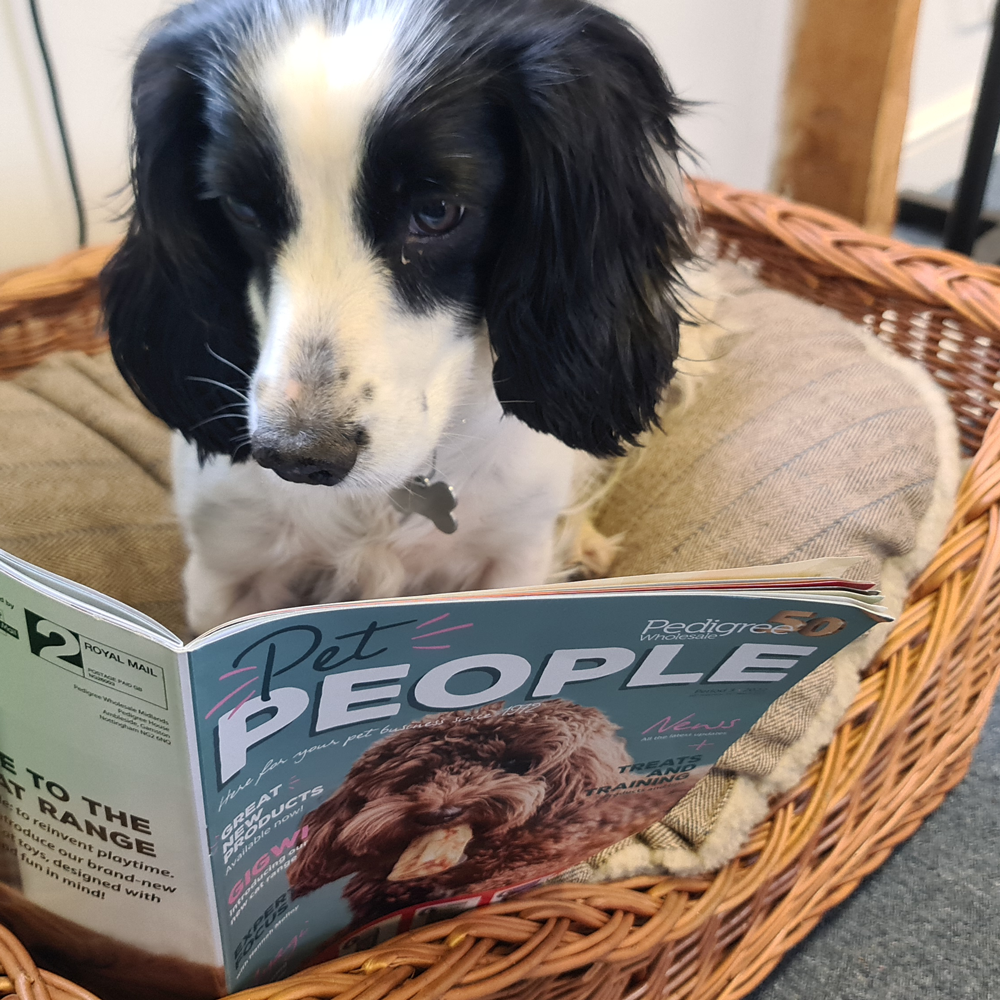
[2,179,1000,1000]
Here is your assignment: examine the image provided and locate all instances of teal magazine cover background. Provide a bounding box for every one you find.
[187,591,881,989]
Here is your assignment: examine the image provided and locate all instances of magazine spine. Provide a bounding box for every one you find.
[176,649,227,974]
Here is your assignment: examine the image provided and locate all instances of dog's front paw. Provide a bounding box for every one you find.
[553,516,621,582]
[575,519,620,578]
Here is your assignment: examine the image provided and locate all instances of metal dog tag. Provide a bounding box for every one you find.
[390,477,458,534]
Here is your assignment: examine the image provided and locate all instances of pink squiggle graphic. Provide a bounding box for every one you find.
[416,613,449,630]
[410,623,474,639]
[412,645,451,650]
[227,691,258,720]
[204,678,257,720]
[219,666,258,681]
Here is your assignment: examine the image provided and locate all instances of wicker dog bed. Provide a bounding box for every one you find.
[2,179,999,1000]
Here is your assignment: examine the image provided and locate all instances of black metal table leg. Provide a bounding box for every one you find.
[943,1,1000,255]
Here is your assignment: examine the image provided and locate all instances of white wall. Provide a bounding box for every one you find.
[0,0,174,271]
[0,0,795,273]
[602,0,794,192]
[900,0,995,193]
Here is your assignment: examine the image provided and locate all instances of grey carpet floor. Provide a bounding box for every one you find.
[746,688,1000,999]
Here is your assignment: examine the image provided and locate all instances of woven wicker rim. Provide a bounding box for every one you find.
[1,181,999,1000]
[693,179,1000,329]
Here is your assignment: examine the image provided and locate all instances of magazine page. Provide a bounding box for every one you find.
[0,563,224,993]
[537,557,875,592]
[187,558,885,651]
[0,548,182,647]
[185,587,889,990]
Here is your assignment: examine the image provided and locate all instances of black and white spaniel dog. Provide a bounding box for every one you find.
[103,0,690,634]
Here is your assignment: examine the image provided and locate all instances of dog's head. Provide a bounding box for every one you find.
[103,0,689,487]
[286,700,629,896]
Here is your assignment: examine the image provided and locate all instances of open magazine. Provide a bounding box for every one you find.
[0,546,891,993]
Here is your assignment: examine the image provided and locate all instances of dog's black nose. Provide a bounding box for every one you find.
[412,806,464,827]
[252,440,359,486]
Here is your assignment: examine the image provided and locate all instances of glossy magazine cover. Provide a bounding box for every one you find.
[186,589,885,989]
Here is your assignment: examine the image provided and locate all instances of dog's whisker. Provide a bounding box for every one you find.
[188,412,248,431]
[205,344,250,382]
[205,344,252,381]
[676,353,727,364]
[436,431,486,443]
[186,376,250,402]
[197,401,247,416]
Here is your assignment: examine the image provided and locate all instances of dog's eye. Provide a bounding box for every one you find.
[223,196,261,229]
[410,200,464,237]
[499,757,536,775]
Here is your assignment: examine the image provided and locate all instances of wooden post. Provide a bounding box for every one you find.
[773,0,922,235]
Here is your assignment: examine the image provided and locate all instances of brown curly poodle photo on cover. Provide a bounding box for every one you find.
[286,700,694,926]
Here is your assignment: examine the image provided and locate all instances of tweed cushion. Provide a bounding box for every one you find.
[574,259,960,877]
[0,351,185,636]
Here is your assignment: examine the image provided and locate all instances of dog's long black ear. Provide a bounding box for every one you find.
[486,5,691,458]
[101,13,257,461]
